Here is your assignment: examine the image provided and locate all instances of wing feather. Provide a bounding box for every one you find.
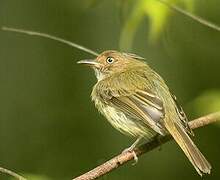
[109,90,166,135]
[171,93,193,135]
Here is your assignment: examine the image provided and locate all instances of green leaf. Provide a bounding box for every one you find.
[119,0,194,51]
[119,0,145,51]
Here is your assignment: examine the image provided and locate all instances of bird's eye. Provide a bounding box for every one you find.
[106,57,114,64]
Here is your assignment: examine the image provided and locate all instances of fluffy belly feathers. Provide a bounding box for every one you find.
[96,100,156,139]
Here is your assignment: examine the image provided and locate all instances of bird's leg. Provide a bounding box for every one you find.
[123,137,142,152]
[122,137,142,164]
[154,134,162,151]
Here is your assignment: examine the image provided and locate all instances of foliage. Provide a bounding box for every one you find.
[193,90,220,115]
[119,0,194,50]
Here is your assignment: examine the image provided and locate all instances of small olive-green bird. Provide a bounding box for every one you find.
[78,50,211,175]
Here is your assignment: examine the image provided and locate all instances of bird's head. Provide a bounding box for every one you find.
[77,50,145,81]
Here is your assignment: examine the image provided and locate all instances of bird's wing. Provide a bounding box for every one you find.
[171,93,193,135]
[109,89,166,135]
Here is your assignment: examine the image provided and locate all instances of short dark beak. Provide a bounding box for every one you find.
[77,59,101,68]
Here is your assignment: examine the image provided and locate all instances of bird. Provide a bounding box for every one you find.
[78,50,211,176]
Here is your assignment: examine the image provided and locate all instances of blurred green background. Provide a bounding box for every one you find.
[0,0,220,179]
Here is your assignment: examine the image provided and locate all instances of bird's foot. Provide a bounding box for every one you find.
[122,137,142,165]
[122,147,138,165]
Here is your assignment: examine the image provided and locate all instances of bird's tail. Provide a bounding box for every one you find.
[164,120,211,176]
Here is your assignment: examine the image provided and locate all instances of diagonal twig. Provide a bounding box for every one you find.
[1,26,99,56]
[73,111,220,180]
[157,0,220,32]
[0,166,27,180]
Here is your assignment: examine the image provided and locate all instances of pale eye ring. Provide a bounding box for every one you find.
[106,57,114,64]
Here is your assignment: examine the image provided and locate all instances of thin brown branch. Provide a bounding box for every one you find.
[1,26,99,56]
[73,111,220,180]
[157,0,220,32]
[0,166,27,180]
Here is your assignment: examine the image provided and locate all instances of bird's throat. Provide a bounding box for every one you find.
[94,68,106,81]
